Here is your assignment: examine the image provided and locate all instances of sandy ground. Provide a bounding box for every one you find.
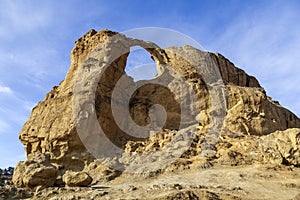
[21,164,299,200]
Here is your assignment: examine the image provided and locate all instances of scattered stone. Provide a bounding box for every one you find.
[62,171,92,187]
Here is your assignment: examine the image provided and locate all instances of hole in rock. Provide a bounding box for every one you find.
[95,46,180,149]
[125,46,158,82]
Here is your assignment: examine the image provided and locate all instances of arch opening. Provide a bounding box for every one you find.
[94,45,181,149]
[125,46,158,82]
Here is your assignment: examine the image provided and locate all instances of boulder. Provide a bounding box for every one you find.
[13,154,58,188]
[62,171,92,187]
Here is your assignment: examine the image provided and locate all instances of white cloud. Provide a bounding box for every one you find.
[0,84,13,94]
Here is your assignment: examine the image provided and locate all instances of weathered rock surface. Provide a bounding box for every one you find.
[18,29,300,165]
[215,128,300,166]
[12,154,58,188]
[12,29,300,199]
[62,171,92,187]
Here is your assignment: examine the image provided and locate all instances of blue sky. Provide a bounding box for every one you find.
[0,0,300,168]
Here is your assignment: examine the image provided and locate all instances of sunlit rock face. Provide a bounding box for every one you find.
[13,29,300,189]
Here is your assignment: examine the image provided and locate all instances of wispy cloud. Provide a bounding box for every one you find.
[0,94,31,166]
[126,64,158,82]
[0,84,13,94]
[207,1,300,116]
[0,0,52,39]
[0,0,77,168]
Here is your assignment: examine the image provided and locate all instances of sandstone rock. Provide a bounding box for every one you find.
[83,161,121,184]
[12,154,58,188]
[211,53,261,88]
[260,128,300,166]
[11,162,25,188]
[62,171,92,187]
[14,29,300,188]
[215,128,300,166]
[223,86,300,136]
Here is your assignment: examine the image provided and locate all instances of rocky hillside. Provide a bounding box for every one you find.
[11,29,300,199]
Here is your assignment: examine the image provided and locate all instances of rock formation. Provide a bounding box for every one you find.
[12,154,57,188]
[12,29,300,199]
[62,171,92,187]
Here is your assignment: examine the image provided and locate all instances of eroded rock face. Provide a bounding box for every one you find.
[215,128,300,166]
[224,86,300,136]
[15,29,300,188]
[12,154,58,188]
